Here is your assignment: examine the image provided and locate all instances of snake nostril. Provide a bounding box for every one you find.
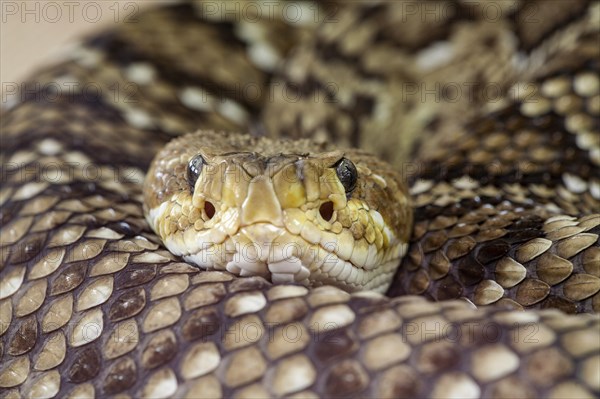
[204,201,215,219]
[319,201,334,222]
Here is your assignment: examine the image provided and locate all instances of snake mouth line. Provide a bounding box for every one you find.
[158,222,406,293]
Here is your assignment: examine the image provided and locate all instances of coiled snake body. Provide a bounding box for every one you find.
[1,2,599,398]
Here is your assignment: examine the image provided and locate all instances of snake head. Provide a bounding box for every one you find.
[143,130,412,293]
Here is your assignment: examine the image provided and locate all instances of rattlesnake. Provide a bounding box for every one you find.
[1,1,599,398]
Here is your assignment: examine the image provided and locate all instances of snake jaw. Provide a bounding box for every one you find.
[144,131,412,293]
[147,190,407,292]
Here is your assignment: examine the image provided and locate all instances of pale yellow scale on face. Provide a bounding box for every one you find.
[144,131,412,293]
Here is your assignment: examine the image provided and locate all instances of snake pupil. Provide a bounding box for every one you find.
[334,158,358,194]
[187,154,205,192]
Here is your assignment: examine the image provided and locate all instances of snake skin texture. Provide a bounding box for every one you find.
[1,1,599,398]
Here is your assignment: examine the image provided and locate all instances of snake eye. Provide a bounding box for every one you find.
[187,154,205,191]
[334,157,357,194]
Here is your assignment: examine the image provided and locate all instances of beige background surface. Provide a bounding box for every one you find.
[1,1,158,85]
